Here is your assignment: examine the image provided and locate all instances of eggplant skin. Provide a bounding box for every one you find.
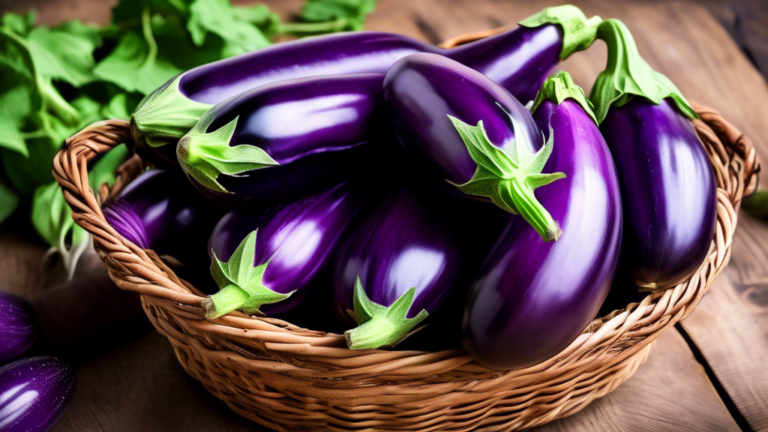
[332,188,466,326]
[601,98,717,289]
[463,100,622,370]
[384,52,543,186]
[0,356,75,432]
[208,183,366,316]
[0,291,38,363]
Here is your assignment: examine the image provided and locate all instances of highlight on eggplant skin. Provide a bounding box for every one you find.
[332,188,472,350]
[176,74,385,206]
[383,52,565,242]
[590,19,716,290]
[462,73,622,370]
[0,356,76,432]
[130,5,602,164]
[203,183,367,319]
[0,291,38,363]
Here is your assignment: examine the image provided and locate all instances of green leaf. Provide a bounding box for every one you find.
[94,8,183,95]
[590,19,698,124]
[187,0,271,55]
[1,11,36,36]
[111,0,188,25]
[55,20,103,49]
[301,0,375,31]
[233,4,281,38]
[0,177,20,225]
[0,28,40,154]
[743,190,768,219]
[2,135,59,196]
[448,115,565,242]
[531,71,598,125]
[27,26,96,87]
[0,116,28,157]
[89,143,130,190]
[177,115,279,194]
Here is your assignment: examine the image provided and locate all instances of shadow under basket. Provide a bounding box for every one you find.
[55,81,758,431]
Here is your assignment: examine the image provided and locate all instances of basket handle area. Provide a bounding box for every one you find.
[54,110,760,309]
[53,120,204,307]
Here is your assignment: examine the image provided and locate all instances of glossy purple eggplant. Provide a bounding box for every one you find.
[462,73,622,370]
[590,20,716,289]
[203,183,366,318]
[177,74,384,206]
[332,188,471,350]
[384,53,566,241]
[131,6,601,164]
[0,291,38,363]
[103,169,223,275]
[0,356,75,432]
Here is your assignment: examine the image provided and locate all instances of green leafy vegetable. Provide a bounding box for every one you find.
[0,178,19,224]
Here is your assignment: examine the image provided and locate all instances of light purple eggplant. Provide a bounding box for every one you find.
[203,183,366,318]
[590,19,716,289]
[0,356,75,432]
[0,291,38,363]
[462,72,623,370]
[131,5,601,165]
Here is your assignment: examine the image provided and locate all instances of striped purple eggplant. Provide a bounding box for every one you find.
[384,53,566,241]
[0,356,75,432]
[131,5,601,165]
[177,74,383,206]
[462,73,622,370]
[103,169,223,267]
[590,20,716,290]
[333,188,475,350]
[0,291,38,363]
[203,183,366,319]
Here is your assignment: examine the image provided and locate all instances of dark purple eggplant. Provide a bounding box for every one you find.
[102,169,223,272]
[0,356,75,432]
[203,183,366,318]
[0,291,38,363]
[333,188,473,350]
[384,53,566,241]
[462,72,622,370]
[131,5,601,164]
[176,74,383,206]
[591,19,716,290]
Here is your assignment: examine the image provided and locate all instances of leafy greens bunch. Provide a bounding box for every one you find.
[0,0,376,278]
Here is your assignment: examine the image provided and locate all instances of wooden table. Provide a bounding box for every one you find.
[1,0,767,430]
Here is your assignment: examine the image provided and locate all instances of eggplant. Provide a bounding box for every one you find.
[462,72,622,370]
[333,188,473,350]
[590,20,716,290]
[203,183,366,319]
[384,53,566,241]
[102,169,223,272]
[0,356,75,432]
[0,291,38,363]
[131,5,601,164]
[177,74,384,205]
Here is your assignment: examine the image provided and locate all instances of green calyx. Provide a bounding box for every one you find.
[130,74,212,149]
[202,230,292,320]
[519,5,602,59]
[531,71,598,125]
[344,277,429,350]
[177,111,278,194]
[449,111,566,242]
[590,19,698,124]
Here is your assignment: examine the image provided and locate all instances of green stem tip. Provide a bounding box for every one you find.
[589,18,698,124]
[519,5,602,59]
[344,277,429,350]
[204,231,293,320]
[531,71,598,125]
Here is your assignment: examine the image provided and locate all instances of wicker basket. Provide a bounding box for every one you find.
[53,47,759,430]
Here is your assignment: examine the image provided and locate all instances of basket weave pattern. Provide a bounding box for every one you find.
[54,99,758,430]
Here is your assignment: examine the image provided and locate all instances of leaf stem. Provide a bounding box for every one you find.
[278,19,348,34]
[141,8,158,67]
[503,177,562,241]
[202,283,249,319]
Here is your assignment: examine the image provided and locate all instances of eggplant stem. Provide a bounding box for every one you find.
[204,284,249,319]
[504,178,562,242]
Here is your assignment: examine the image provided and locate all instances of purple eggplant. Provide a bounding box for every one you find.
[0,291,38,363]
[384,53,566,241]
[332,188,471,350]
[203,183,366,319]
[0,356,75,432]
[591,20,716,290]
[462,72,622,370]
[131,6,601,164]
[177,74,383,206]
